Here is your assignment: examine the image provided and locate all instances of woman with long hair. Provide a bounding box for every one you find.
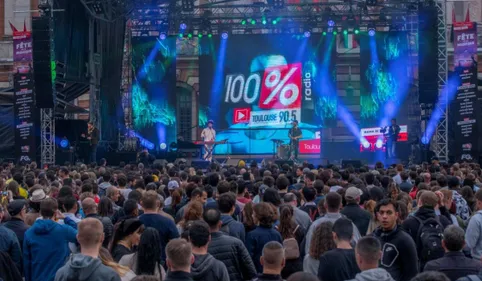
[303,221,335,275]
[277,204,305,278]
[364,200,379,235]
[177,201,203,234]
[163,189,182,218]
[119,227,165,280]
[242,202,256,234]
[110,218,144,262]
[99,247,136,281]
[99,196,114,218]
[461,186,476,213]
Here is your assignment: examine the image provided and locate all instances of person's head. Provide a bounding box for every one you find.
[324,192,342,213]
[218,192,236,215]
[304,172,315,186]
[182,201,203,223]
[302,187,316,203]
[292,120,298,128]
[276,176,290,191]
[313,180,324,195]
[203,208,222,232]
[110,218,144,252]
[40,197,58,219]
[123,199,139,217]
[261,241,285,274]
[442,225,465,252]
[253,202,277,227]
[87,122,93,129]
[106,186,120,202]
[410,272,450,281]
[375,199,399,231]
[332,218,353,243]
[98,197,114,217]
[188,220,211,250]
[278,204,295,239]
[391,118,396,125]
[191,188,207,204]
[286,272,320,281]
[166,238,194,272]
[207,120,213,129]
[81,198,97,216]
[355,236,382,271]
[77,218,104,252]
[282,193,297,207]
[475,189,482,211]
[136,227,162,276]
[141,190,160,211]
[310,221,335,259]
[345,186,363,204]
[7,199,28,220]
[418,190,438,208]
[59,195,78,214]
[263,187,282,206]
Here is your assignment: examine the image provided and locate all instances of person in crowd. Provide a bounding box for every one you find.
[303,221,335,275]
[107,186,122,212]
[283,193,311,232]
[218,192,246,242]
[236,180,251,211]
[300,187,319,220]
[246,202,283,273]
[447,176,470,222]
[341,186,372,236]
[254,241,286,281]
[138,190,179,262]
[347,236,394,281]
[99,196,115,218]
[117,173,131,199]
[188,220,229,281]
[112,199,140,225]
[109,218,144,262]
[177,201,203,234]
[58,195,81,223]
[98,248,136,281]
[55,218,122,281]
[23,198,77,281]
[287,272,320,281]
[317,218,360,281]
[25,189,47,226]
[119,227,165,280]
[3,199,29,250]
[204,208,257,281]
[424,225,481,281]
[305,192,361,254]
[465,189,482,260]
[372,199,418,281]
[83,197,114,248]
[165,238,194,281]
[99,171,113,197]
[277,203,305,278]
[0,205,22,272]
[399,172,413,193]
[411,272,450,281]
[175,187,207,222]
[461,186,477,213]
[242,201,257,234]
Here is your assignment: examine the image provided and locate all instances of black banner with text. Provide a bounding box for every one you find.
[14,72,36,163]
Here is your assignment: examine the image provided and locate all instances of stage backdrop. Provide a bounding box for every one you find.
[199,34,336,155]
[131,35,177,149]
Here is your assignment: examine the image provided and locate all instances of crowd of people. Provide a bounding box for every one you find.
[1,158,482,281]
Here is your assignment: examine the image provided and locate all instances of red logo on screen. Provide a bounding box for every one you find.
[299,139,321,154]
[233,108,251,123]
[259,63,302,109]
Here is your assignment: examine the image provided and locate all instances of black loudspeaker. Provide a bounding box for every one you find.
[191,160,211,169]
[55,149,73,165]
[342,160,362,169]
[418,4,438,104]
[32,17,54,108]
[275,160,294,167]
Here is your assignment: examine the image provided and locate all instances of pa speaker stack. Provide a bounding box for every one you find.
[418,3,439,104]
[32,17,55,108]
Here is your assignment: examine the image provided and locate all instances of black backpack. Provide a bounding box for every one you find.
[414,216,444,265]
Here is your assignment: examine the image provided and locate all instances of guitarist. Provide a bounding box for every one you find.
[288,120,302,161]
[81,122,99,163]
[385,118,401,159]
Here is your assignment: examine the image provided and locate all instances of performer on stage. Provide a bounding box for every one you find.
[81,122,99,163]
[288,120,302,160]
[386,118,401,159]
[201,120,216,162]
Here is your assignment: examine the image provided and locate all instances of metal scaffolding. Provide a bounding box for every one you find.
[433,0,448,161]
[40,108,55,166]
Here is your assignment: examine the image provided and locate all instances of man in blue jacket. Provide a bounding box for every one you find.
[23,198,77,281]
[218,193,245,243]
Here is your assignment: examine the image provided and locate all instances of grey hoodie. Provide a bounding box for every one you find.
[191,253,229,281]
[347,268,395,281]
[55,253,121,281]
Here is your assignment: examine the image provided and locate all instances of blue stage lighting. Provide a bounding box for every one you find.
[328,19,335,27]
[60,139,69,149]
[180,23,187,30]
[160,143,167,150]
[159,33,167,40]
[376,139,383,149]
[303,31,311,38]
[368,28,376,37]
[221,31,229,39]
[361,139,370,149]
[421,136,430,145]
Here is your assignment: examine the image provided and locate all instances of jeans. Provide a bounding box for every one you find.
[387,141,397,158]
[90,144,97,164]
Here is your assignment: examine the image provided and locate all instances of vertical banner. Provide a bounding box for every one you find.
[452,22,479,161]
[12,25,32,73]
[14,73,36,163]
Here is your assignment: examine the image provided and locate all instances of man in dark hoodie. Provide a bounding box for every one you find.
[347,236,394,281]
[373,199,418,281]
[55,218,121,281]
[23,198,77,281]
[189,220,229,281]
[218,192,245,242]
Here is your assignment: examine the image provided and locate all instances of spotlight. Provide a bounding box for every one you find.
[208,33,213,38]
[333,31,338,35]
[343,29,348,35]
[327,19,335,27]
[221,31,229,39]
[187,32,193,38]
[198,33,203,38]
[160,143,167,150]
[303,31,311,38]
[60,138,69,149]
[180,22,187,30]
[322,31,327,36]
[250,19,256,25]
[178,33,184,38]
[368,28,376,37]
[421,136,430,145]
[262,18,267,25]
[272,19,278,25]
[375,139,383,149]
[362,140,370,149]
[241,19,247,25]
[159,33,167,40]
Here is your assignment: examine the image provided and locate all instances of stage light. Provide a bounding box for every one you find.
[178,33,184,38]
[272,19,278,25]
[343,29,348,35]
[159,33,167,40]
[376,139,383,149]
[208,33,212,38]
[262,19,267,25]
[60,138,69,149]
[333,31,338,35]
[160,143,167,150]
[221,31,229,39]
[354,27,360,34]
[421,136,430,145]
[241,19,247,25]
[198,33,203,38]
[328,19,335,27]
[368,28,376,37]
[180,22,187,30]
[362,139,370,149]
[187,33,193,38]
[322,31,327,36]
[250,19,256,25]
[303,31,311,38]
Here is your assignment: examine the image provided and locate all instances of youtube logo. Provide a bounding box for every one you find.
[233,108,250,124]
